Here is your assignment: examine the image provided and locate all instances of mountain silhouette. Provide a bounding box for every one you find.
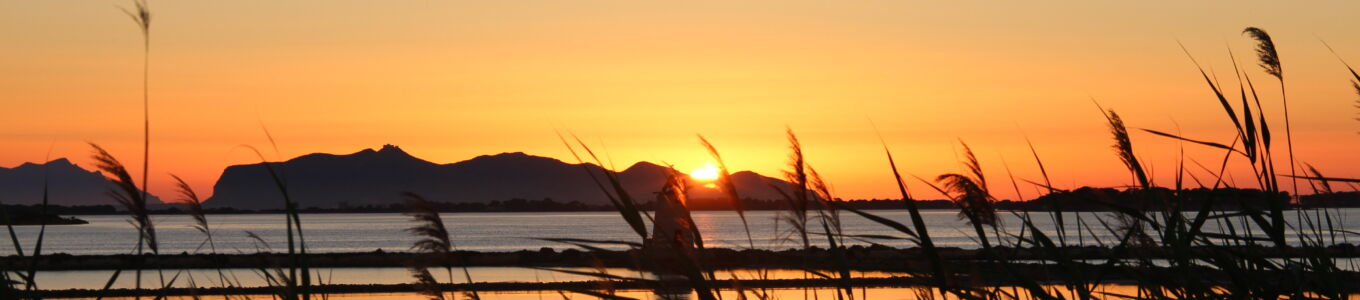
[0,158,162,206]
[205,145,793,209]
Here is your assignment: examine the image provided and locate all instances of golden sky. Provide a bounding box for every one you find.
[3,0,1359,202]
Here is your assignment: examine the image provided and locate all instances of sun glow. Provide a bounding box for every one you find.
[690,162,720,181]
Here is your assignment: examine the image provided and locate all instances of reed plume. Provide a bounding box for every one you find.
[913,142,1000,290]
[926,141,999,255]
[779,128,812,248]
[936,141,997,227]
[1244,27,1299,199]
[171,174,233,290]
[406,194,453,254]
[1101,109,1150,188]
[91,142,168,296]
[90,143,157,255]
[936,174,996,228]
[171,175,210,241]
[1243,28,1281,79]
[409,267,446,300]
[959,141,988,192]
[404,192,479,300]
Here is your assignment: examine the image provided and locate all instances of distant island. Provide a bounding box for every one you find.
[0,205,88,225]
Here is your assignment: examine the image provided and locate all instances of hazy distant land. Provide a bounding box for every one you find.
[3,144,1357,214]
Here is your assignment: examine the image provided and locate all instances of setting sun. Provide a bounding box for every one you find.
[690,162,721,181]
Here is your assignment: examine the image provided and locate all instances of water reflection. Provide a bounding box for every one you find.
[35,267,910,290]
[81,285,1155,300]
[9,209,1359,255]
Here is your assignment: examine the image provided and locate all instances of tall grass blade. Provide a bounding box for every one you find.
[21,163,52,292]
[1139,129,1244,155]
[1321,40,1360,129]
[698,135,755,249]
[241,144,309,299]
[568,134,649,239]
[871,130,948,289]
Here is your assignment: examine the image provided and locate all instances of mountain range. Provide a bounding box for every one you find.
[205,145,792,209]
[2,145,792,209]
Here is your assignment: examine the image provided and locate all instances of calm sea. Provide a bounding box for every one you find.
[5,209,1357,256]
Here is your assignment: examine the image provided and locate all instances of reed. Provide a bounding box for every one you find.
[921,141,1000,256]
[404,192,480,300]
[655,168,720,300]
[698,135,755,249]
[1153,42,1292,247]
[1100,109,1150,189]
[847,129,950,290]
[409,267,446,300]
[699,135,772,298]
[557,134,717,300]
[1244,28,1299,204]
[556,132,649,240]
[170,175,236,291]
[90,143,170,296]
[1023,137,1076,246]
[242,144,312,300]
[807,166,854,300]
[777,128,813,249]
[119,0,152,226]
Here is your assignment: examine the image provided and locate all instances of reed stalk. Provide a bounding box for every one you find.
[90,143,167,297]
[171,175,234,291]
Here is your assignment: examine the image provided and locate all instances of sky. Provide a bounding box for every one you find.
[2,0,1359,202]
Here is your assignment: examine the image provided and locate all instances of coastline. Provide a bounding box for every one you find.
[7,245,1359,271]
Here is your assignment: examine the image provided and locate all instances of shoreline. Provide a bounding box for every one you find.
[20,277,943,298]
[6,245,1360,271]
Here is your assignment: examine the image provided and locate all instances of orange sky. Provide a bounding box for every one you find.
[3,0,1358,202]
